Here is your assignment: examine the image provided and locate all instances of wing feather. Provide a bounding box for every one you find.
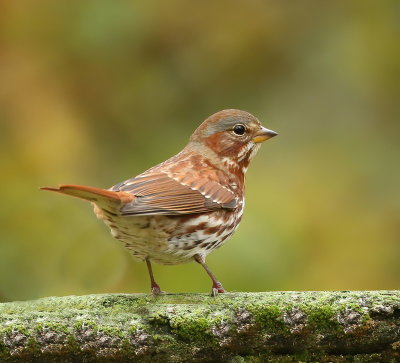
[111,172,237,216]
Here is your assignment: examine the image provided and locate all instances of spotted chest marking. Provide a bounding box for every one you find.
[222,142,261,175]
[93,199,244,265]
[167,200,244,257]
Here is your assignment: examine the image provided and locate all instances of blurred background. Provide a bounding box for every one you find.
[0,1,399,302]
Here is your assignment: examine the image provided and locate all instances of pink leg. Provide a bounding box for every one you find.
[146,258,164,295]
[194,254,225,296]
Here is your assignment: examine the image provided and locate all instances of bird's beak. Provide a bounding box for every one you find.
[253,126,278,143]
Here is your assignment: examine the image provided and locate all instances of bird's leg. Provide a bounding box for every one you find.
[145,258,164,295]
[194,254,225,296]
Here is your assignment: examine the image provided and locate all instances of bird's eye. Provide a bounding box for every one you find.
[233,124,246,136]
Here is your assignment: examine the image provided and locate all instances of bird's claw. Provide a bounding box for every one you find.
[211,282,225,297]
[211,288,219,297]
[151,285,165,296]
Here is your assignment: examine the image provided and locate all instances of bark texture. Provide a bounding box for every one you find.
[1,291,399,362]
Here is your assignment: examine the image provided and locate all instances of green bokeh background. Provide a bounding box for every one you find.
[1,1,399,302]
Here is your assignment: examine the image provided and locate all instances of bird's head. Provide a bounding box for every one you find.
[189,109,277,174]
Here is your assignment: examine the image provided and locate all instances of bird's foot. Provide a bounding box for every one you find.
[151,284,165,296]
[211,282,225,297]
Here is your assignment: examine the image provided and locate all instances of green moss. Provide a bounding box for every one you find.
[33,321,70,334]
[0,291,399,361]
[307,304,340,331]
[73,319,98,331]
[168,311,214,342]
[66,333,79,351]
[128,322,138,334]
[97,324,125,338]
[1,324,30,336]
[26,335,40,354]
[248,304,285,331]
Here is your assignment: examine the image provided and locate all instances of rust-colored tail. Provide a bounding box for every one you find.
[40,184,134,205]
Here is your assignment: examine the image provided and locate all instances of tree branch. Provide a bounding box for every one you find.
[1,291,399,362]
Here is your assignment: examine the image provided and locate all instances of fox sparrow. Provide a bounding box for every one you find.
[42,109,277,295]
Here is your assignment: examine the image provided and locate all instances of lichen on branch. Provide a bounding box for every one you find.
[1,291,399,362]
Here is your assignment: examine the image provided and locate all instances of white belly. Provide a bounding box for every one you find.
[93,203,243,265]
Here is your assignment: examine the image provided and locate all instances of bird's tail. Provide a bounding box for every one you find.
[40,184,134,209]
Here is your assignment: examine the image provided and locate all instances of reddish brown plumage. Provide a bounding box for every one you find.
[42,109,277,295]
[40,185,134,204]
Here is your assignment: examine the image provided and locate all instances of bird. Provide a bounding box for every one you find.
[41,109,277,296]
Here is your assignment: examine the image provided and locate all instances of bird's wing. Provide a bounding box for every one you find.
[111,172,237,216]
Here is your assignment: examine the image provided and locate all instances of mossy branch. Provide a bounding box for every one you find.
[1,291,399,362]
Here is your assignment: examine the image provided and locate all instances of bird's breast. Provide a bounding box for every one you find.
[93,200,244,265]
